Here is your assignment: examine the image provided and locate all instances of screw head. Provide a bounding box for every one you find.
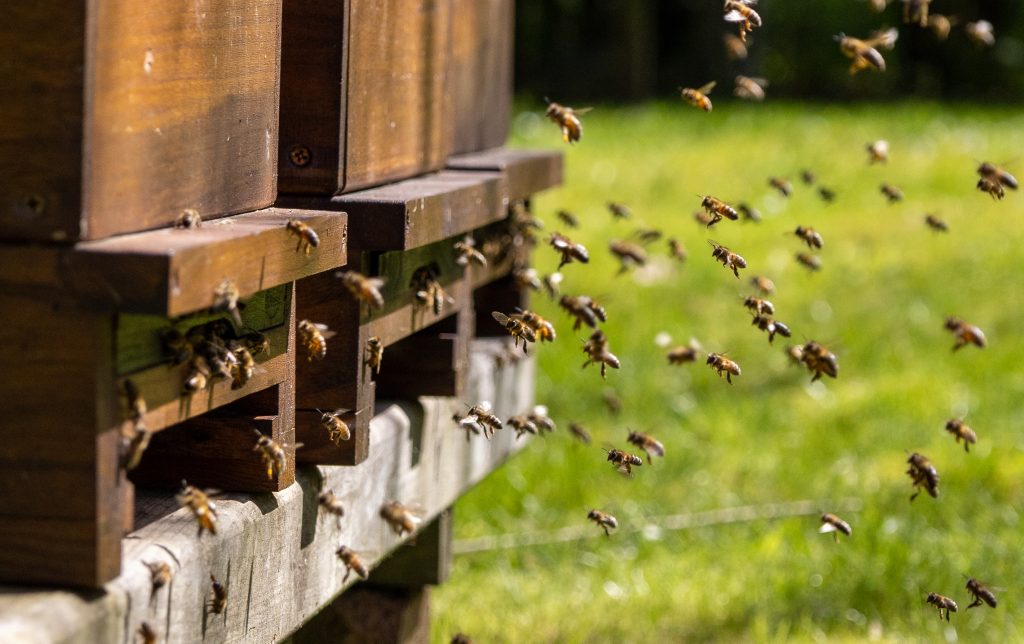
[289,145,312,168]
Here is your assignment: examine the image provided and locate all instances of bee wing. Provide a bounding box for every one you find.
[723,10,747,23]
[649,440,666,457]
[368,276,387,288]
[532,404,549,416]
[477,400,493,413]
[491,310,511,324]
[698,81,717,94]
[572,107,594,115]
[818,522,839,534]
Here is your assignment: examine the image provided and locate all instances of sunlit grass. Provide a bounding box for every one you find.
[432,102,1024,643]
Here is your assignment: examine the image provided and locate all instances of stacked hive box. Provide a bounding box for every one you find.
[0,0,561,625]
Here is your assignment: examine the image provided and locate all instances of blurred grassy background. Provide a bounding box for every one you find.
[431,102,1024,642]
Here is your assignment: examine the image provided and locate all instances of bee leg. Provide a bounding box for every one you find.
[964,443,969,453]
[968,598,981,609]
[909,490,920,502]
[602,526,610,537]
[832,532,839,544]
[726,373,732,384]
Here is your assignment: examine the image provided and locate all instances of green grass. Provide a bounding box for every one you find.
[431,102,1024,643]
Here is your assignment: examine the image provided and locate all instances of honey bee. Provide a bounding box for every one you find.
[800,170,816,185]
[817,186,837,203]
[907,452,939,501]
[977,176,1004,200]
[365,336,384,374]
[298,319,334,362]
[182,355,211,394]
[175,208,202,229]
[723,1,762,42]
[965,20,995,47]
[743,296,774,316]
[545,100,592,144]
[927,14,955,40]
[549,232,590,269]
[121,380,151,471]
[542,272,563,299]
[176,480,218,536]
[965,577,998,609]
[336,546,368,583]
[252,430,289,480]
[924,214,949,232]
[978,161,1017,195]
[513,267,542,292]
[582,330,621,379]
[161,328,193,365]
[751,314,792,344]
[492,310,537,351]
[466,402,503,438]
[511,309,556,343]
[605,448,644,476]
[212,279,242,327]
[230,345,255,390]
[945,317,986,351]
[568,422,593,445]
[208,574,227,615]
[734,76,767,101]
[602,389,622,416]
[137,622,157,644]
[550,210,577,229]
[699,195,739,227]
[453,411,485,441]
[286,219,320,255]
[508,415,539,439]
[453,235,487,267]
[680,81,716,112]
[527,405,556,434]
[795,253,822,272]
[559,294,604,331]
[143,560,173,601]
[880,184,904,203]
[320,408,355,444]
[694,210,716,227]
[768,177,793,198]
[835,33,886,75]
[627,430,665,464]
[944,419,977,452]
[609,239,648,274]
[723,33,748,60]
[634,228,663,244]
[751,275,775,294]
[668,238,688,262]
[318,489,345,526]
[800,341,839,381]
[241,331,271,356]
[412,265,453,315]
[793,226,823,249]
[738,203,762,222]
[708,240,747,278]
[706,352,742,384]
[819,513,852,543]
[587,509,619,536]
[607,202,632,219]
[337,270,386,309]
[868,27,899,51]
[925,593,957,621]
[866,140,889,164]
[380,501,422,537]
[667,339,702,365]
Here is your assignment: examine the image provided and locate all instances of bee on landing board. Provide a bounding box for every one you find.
[819,513,852,543]
[793,226,823,249]
[906,452,939,501]
[926,593,957,621]
[336,270,386,309]
[965,577,998,609]
[723,1,761,42]
[924,214,949,232]
[286,219,320,255]
[680,81,716,112]
[627,430,665,464]
[708,240,747,278]
[734,76,768,101]
[588,509,618,536]
[380,501,422,537]
[604,448,644,476]
[318,489,346,527]
[835,33,886,75]
[706,352,742,384]
[298,319,334,362]
[545,100,592,144]
[143,561,172,602]
[365,336,384,375]
[208,574,227,615]
[137,622,157,644]
[175,208,202,229]
[582,330,621,379]
[176,481,218,536]
[945,317,986,350]
[336,546,368,583]
[944,419,977,452]
[699,195,739,227]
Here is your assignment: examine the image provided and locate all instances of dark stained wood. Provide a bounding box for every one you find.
[450,0,514,154]
[446,148,565,203]
[370,510,453,587]
[285,586,431,644]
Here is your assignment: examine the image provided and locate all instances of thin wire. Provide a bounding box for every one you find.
[452,497,864,555]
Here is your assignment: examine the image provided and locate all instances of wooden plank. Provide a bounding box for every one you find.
[449,0,514,154]
[285,587,431,644]
[369,511,453,587]
[446,148,565,203]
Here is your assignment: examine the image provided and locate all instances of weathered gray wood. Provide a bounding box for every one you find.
[446,148,564,203]
[369,511,453,588]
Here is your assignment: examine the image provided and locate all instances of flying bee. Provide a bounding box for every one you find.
[965,577,998,609]
[706,352,742,384]
[881,183,904,203]
[817,186,837,203]
[926,593,957,621]
[582,330,621,379]
[513,309,556,342]
[545,100,592,144]
[230,345,255,390]
[121,380,151,471]
[694,210,715,227]
[819,513,852,543]
[528,405,556,434]
[928,14,955,40]
[605,448,644,476]
[607,202,632,219]
[365,336,384,374]
[835,33,886,75]
[744,296,774,316]
[542,272,563,299]
[965,20,995,47]
[751,314,792,344]
[795,253,822,272]
[336,546,368,583]
[945,419,977,452]
[634,228,663,244]
[627,430,665,464]
[513,267,542,292]
[945,317,986,351]
[609,239,648,274]
[925,214,948,232]
[175,208,202,229]
[559,295,601,331]
[252,430,289,480]
[138,622,157,644]
[182,355,211,394]
[667,339,702,365]
[738,203,762,222]
[868,27,899,51]
[206,574,227,615]
[734,75,767,101]
[978,161,1018,193]
[768,177,793,198]
[723,0,761,42]
[507,415,539,439]
[699,195,739,227]
[286,219,320,255]
[866,140,889,164]
[453,411,485,441]
[212,279,242,327]
[492,311,537,351]
[751,275,775,294]
[588,509,618,536]
[723,33,748,60]
[337,270,385,309]
[680,81,716,112]
[800,170,816,185]
[320,409,355,445]
[380,501,422,537]
[298,319,334,362]
[800,341,839,381]
[412,266,452,315]
[708,240,747,278]
[977,176,1004,200]
[466,402,503,438]
[907,452,940,501]
[176,481,218,536]
[668,238,688,262]
[785,344,804,366]
[568,422,593,444]
[452,235,487,268]
[549,232,589,269]
[143,561,173,601]
[793,226,824,249]
[602,389,622,416]
[318,489,346,527]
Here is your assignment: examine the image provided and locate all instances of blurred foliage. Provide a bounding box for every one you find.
[515,0,1024,102]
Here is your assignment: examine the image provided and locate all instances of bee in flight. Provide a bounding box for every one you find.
[906,452,939,501]
[582,330,621,379]
[835,33,886,75]
[667,339,702,365]
[699,195,739,227]
[945,316,986,351]
[734,76,767,101]
[143,561,173,602]
[609,239,648,274]
[627,430,665,464]
[965,577,998,609]
[925,592,957,621]
[706,352,742,384]
[977,161,1017,199]
[545,100,592,144]
[902,0,932,27]
[738,203,762,223]
[881,183,904,203]
[380,501,422,537]
[365,336,384,375]
[556,210,579,228]
[723,0,761,42]
[320,408,356,445]
[212,279,243,327]
[493,311,537,351]
[818,186,837,203]
[750,275,775,294]
[318,489,346,527]
[751,314,792,344]
[866,140,889,163]
[253,430,298,480]
[944,419,977,452]
[336,546,368,583]
[668,238,688,262]
[793,226,823,249]
[337,270,385,309]
[680,81,717,112]
[176,481,218,536]
[607,202,632,219]
[549,232,590,269]
[800,341,838,382]
[588,509,618,536]
[708,240,747,278]
[795,253,822,272]
[819,513,852,543]
[928,14,956,40]
[569,422,593,444]
[743,296,774,316]
[605,448,644,476]
[453,236,487,267]
[559,294,606,331]
[507,415,539,439]
[286,219,320,255]
[298,319,334,362]
[137,622,157,644]
[924,214,949,232]
[965,20,995,47]
[768,177,792,198]
[723,33,748,60]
